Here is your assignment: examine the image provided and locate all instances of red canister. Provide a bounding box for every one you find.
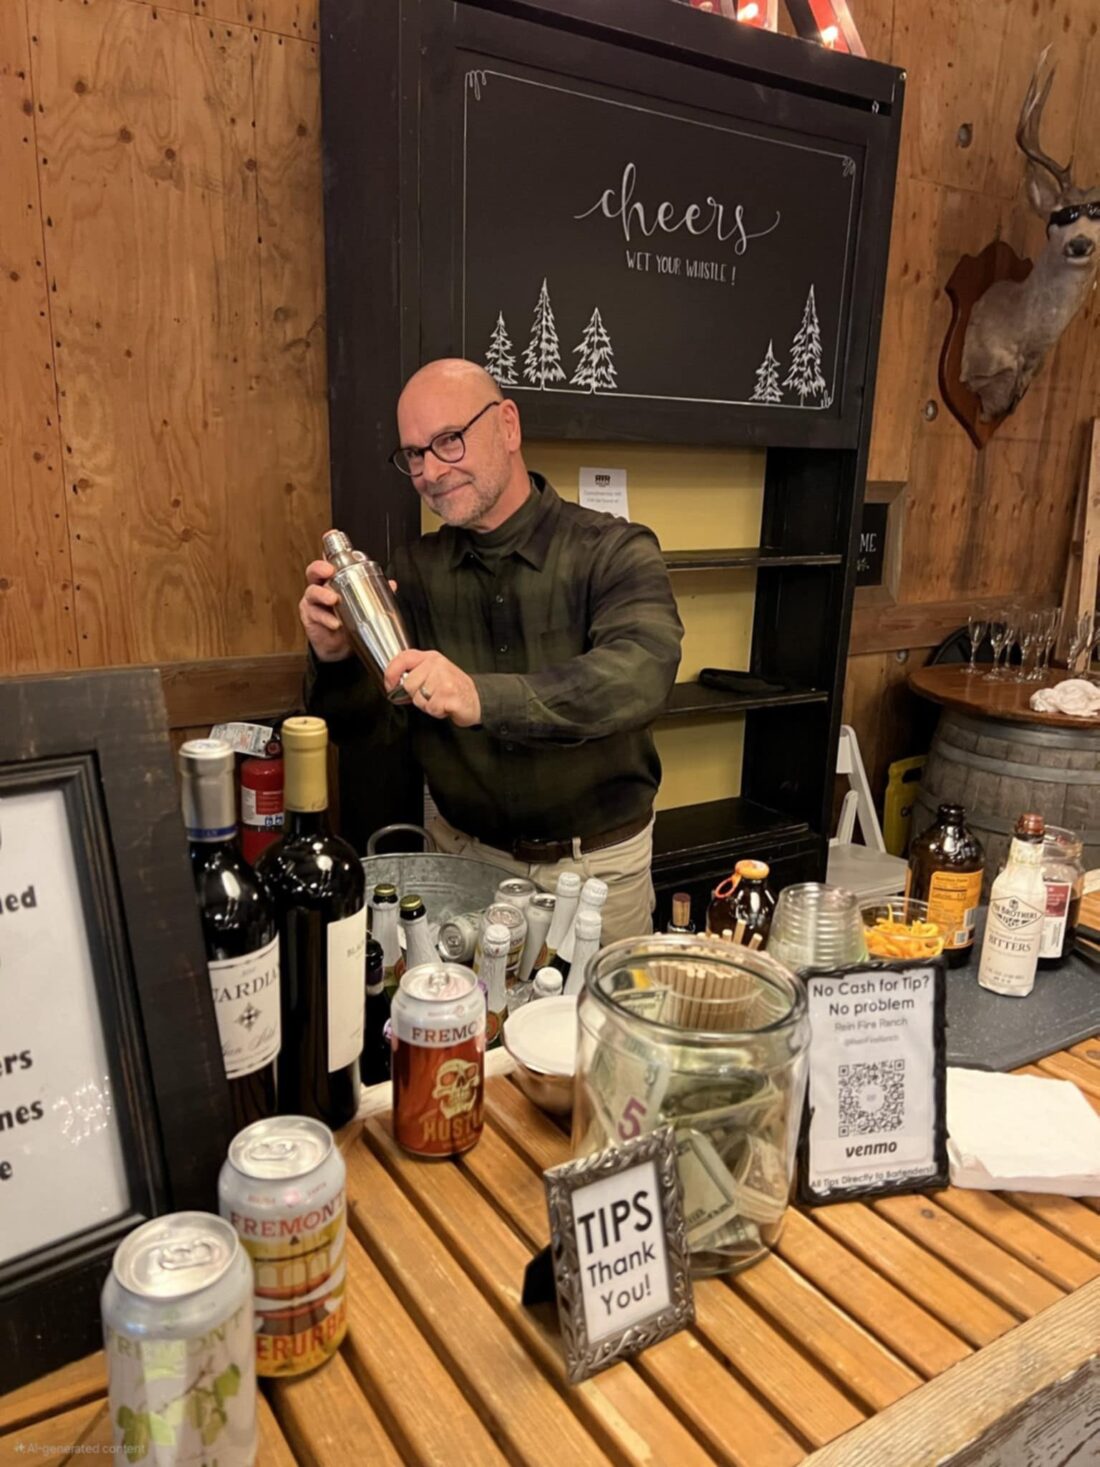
[391,962,485,1157]
[240,754,284,865]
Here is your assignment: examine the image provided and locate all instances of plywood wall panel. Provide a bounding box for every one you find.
[0,2,76,675]
[27,0,327,666]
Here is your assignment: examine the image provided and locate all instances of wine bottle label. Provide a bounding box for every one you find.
[925,870,983,950]
[327,908,366,1071]
[208,936,281,1079]
[1039,881,1072,959]
[241,785,283,828]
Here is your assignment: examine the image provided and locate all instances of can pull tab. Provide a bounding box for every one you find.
[159,1240,215,1272]
[248,1139,298,1162]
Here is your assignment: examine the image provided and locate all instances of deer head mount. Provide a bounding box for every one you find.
[960,47,1099,424]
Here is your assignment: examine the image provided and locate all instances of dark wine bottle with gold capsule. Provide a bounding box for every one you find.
[257,717,366,1128]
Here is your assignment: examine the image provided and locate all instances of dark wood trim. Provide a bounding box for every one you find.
[850,593,1049,657]
[157,653,305,729]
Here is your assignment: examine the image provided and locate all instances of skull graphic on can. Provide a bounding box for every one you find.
[392,962,486,1157]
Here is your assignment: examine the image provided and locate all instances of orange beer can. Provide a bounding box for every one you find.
[392,962,486,1157]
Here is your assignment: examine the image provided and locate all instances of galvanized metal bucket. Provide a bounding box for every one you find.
[360,823,543,924]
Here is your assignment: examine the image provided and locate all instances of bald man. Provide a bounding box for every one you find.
[300,359,683,944]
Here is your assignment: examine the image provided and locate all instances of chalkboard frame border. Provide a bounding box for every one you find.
[0,669,231,1393]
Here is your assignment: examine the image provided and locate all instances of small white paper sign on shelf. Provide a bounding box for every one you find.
[541,1126,694,1383]
[579,467,630,521]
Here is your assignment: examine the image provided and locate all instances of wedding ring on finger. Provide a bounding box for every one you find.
[420,686,434,701]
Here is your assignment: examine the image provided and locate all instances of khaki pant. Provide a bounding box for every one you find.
[427,814,655,948]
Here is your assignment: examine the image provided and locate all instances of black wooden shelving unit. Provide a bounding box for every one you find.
[320,0,905,917]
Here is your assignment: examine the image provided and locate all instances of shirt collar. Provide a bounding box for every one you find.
[444,473,560,570]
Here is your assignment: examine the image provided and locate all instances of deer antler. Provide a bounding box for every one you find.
[1016,45,1074,195]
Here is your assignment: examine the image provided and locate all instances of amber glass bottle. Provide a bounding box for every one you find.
[906,803,985,968]
[706,860,776,948]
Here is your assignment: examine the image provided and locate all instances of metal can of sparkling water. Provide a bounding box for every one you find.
[218,1115,347,1377]
[392,962,486,1156]
[478,901,527,985]
[437,910,482,963]
[494,876,536,911]
[101,1211,257,1465]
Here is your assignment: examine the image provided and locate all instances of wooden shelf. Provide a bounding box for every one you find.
[662,547,843,571]
[662,680,828,718]
[653,796,812,861]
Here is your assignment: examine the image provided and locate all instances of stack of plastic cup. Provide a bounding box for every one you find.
[766,883,867,973]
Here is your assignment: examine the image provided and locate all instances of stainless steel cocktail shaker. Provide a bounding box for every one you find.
[322,529,412,704]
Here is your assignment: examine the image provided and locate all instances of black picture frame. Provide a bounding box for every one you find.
[0,670,231,1392]
[796,957,949,1206]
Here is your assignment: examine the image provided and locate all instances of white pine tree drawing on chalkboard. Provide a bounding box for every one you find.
[484,312,518,386]
[522,279,566,389]
[750,339,782,404]
[783,285,827,405]
[570,307,617,392]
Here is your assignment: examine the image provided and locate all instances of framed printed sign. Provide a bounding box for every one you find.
[0,670,230,1391]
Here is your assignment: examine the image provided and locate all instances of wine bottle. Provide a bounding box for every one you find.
[257,716,366,1128]
[532,967,563,999]
[562,909,603,997]
[554,878,608,970]
[180,739,281,1133]
[539,872,582,967]
[361,937,391,1085]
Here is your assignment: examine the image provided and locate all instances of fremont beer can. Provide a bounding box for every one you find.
[477,901,527,984]
[392,962,485,1156]
[101,1211,257,1465]
[218,1116,347,1377]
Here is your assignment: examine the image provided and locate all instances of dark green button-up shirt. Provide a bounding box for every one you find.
[307,475,683,847]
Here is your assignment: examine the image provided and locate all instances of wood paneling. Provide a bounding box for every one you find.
[846,0,1100,808]
[22,0,327,671]
[0,5,75,674]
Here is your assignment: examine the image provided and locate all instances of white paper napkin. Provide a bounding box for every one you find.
[946,1067,1100,1196]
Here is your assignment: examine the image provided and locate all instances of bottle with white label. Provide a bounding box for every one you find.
[978,812,1047,998]
[257,717,366,1127]
[371,883,402,996]
[181,738,281,1132]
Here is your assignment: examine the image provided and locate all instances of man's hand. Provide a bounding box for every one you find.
[299,560,351,663]
[386,649,481,727]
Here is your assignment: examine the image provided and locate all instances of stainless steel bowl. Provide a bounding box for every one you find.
[361,823,545,925]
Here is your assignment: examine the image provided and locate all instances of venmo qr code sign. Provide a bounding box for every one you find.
[799,961,948,1204]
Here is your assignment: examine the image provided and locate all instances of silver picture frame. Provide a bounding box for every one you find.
[543,1126,695,1383]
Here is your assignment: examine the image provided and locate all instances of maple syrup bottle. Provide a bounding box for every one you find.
[906,804,984,968]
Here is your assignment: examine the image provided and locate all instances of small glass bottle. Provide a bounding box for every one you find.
[978,812,1046,998]
[666,892,695,934]
[371,883,401,997]
[397,893,437,981]
[1038,826,1084,968]
[906,803,985,968]
[361,937,391,1084]
[707,860,775,948]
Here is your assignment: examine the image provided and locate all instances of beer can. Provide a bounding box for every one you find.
[478,901,527,984]
[102,1211,257,1465]
[392,962,485,1157]
[494,876,536,911]
[438,910,482,963]
[218,1116,347,1377]
[517,891,555,984]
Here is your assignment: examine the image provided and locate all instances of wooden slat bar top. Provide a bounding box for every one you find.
[2,1042,1097,1466]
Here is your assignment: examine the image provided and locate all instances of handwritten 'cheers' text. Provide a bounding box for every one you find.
[575,162,781,256]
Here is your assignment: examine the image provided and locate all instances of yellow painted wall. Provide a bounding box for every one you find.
[418,439,767,812]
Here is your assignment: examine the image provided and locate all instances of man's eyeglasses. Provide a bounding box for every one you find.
[1049,202,1100,229]
[389,400,501,477]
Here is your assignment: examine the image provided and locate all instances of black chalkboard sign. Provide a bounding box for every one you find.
[460,61,862,418]
[856,501,889,587]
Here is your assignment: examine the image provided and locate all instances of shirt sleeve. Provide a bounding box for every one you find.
[473,526,683,745]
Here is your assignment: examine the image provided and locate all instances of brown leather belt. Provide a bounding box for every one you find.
[505,811,652,865]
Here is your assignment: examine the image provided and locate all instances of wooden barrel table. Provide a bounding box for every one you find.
[908,667,1100,889]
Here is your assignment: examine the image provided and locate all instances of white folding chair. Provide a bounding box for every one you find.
[826,725,908,902]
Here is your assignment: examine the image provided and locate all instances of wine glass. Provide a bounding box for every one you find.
[1034,608,1059,681]
[963,614,987,676]
[1014,613,1038,684]
[985,616,1008,679]
[1088,613,1100,682]
[1066,612,1091,676]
